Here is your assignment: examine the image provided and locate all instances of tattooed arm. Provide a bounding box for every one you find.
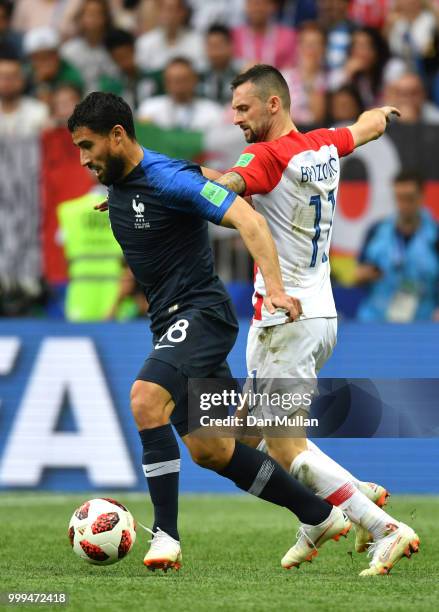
[201,167,247,196]
[215,172,246,196]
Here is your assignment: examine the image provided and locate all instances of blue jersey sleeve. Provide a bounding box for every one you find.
[141,153,237,224]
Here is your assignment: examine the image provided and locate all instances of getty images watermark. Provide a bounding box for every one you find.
[187,378,320,437]
[198,387,318,428]
[188,378,439,438]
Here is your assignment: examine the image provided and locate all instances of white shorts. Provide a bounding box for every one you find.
[245,318,337,417]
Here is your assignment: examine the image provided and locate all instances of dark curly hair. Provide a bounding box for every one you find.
[67,91,136,139]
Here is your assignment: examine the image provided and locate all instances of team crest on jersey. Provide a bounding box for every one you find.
[132,196,150,229]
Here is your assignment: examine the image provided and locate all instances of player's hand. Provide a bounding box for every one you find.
[379,106,401,124]
[94,200,109,212]
[264,293,302,322]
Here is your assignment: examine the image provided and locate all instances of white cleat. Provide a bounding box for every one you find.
[359,522,420,576]
[359,482,390,508]
[281,506,351,569]
[143,527,182,572]
[355,482,390,553]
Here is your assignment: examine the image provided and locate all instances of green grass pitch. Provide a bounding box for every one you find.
[0,493,437,612]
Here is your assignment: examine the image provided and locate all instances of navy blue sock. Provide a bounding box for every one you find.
[219,442,332,525]
[139,424,180,541]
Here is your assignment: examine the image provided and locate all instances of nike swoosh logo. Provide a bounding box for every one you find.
[154,344,175,349]
[144,467,166,474]
[379,535,402,562]
[313,523,333,547]
[143,460,181,477]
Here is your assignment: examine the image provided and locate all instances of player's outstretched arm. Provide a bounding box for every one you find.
[348,106,401,148]
[221,195,302,321]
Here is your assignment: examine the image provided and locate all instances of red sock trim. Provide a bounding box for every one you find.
[325,482,356,506]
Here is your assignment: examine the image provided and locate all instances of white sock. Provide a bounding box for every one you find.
[306,439,361,487]
[261,438,379,500]
[306,440,382,501]
[291,450,397,540]
[340,491,395,540]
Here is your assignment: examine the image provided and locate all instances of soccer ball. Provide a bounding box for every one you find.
[68,497,136,565]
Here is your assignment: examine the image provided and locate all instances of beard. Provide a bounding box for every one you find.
[243,126,259,143]
[98,154,126,186]
[242,120,269,143]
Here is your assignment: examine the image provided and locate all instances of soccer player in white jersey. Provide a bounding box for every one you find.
[209,64,419,576]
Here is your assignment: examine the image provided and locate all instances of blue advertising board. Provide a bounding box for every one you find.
[0,320,437,493]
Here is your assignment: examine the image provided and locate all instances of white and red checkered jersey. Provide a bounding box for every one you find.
[228,127,354,326]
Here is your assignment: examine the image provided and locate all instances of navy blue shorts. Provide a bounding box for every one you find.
[136,301,239,436]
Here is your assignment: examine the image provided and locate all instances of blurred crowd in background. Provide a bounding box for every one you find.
[1,0,439,322]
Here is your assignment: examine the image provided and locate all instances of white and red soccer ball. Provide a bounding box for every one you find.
[68,498,136,565]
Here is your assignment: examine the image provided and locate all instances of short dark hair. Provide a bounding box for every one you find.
[104,28,135,52]
[231,64,291,110]
[164,56,195,73]
[0,1,13,20]
[394,169,424,190]
[67,91,136,139]
[207,24,232,40]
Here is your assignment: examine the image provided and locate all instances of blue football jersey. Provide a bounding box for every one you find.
[108,147,237,333]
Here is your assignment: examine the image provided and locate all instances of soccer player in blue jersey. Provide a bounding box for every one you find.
[68,92,350,571]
